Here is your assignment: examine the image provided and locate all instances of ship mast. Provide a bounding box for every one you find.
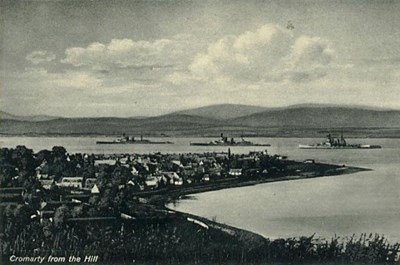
[340,129,346,146]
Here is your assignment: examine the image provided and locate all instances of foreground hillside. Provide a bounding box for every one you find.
[1,104,400,137]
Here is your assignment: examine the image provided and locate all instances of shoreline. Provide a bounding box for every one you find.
[155,165,369,244]
[157,164,368,205]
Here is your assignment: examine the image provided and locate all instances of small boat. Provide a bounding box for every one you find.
[190,133,270,147]
[96,135,173,145]
[299,133,381,149]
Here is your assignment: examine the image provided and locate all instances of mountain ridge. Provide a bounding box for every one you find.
[0,110,61,122]
[1,104,400,137]
[228,106,400,128]
[1,103,396,121]
[170,104,269,120]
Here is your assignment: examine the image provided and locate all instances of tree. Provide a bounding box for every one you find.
[13,204,31,228]
[54,205,70,227]
[49,146,68,180]
[52,146,67,159]
[97,188,115,215]
[71,205,84,218]
[0,164,16,187]
[36,150,52,164]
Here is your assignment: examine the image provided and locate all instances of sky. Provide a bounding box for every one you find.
[1,0,400,117]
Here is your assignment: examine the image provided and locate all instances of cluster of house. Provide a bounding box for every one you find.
[0,148,304,231]
[2,149,311,227]
[93,152,233,190]
[34,150,274,193]
[35,157,99,193]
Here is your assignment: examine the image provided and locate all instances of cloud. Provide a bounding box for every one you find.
[362,57,400,65]
[26,50,56,64]
[281,36,334,81]
[61,38,189,71]
[54,71,103,89]
[18,67,103,90]
[168,24,334,86]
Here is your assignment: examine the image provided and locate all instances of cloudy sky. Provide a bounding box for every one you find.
[1,0,400,117]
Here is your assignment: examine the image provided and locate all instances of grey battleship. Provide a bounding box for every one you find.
[299,133,381,149]
[96,135,173,144]
[190,133,270,146]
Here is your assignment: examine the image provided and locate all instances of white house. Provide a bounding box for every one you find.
[144,176,159,189]
[57,177,83,189]
[163,172,183,186]
[84,178,97,189]
[94,159,116,166]
[91,184,100,194]
[229,169,242,176]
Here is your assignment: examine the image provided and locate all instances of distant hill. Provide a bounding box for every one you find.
[229,106,400,128]
[0,114,219,136]
[1,104,400,137]
[171,104,268,120]
[0,110,60,122]
[283,103,390,111]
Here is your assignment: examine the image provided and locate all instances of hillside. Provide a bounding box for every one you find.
[0,114,220,136]
[229,106,400,128]
[171,104,268,120]
[1,104,400,137]
[0,110,60,122]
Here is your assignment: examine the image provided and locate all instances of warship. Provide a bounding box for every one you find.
[299,133,381,149]
[190,133,270,146]
[96,134,173,144]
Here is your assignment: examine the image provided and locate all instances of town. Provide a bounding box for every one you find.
[1,145,398,264]
[2,145,349,210]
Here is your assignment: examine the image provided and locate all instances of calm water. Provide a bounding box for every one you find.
[167,138,400,242]
[0,136,275,155]
[1,136,400,241]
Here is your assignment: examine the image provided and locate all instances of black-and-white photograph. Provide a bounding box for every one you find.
[1,0,400,264]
